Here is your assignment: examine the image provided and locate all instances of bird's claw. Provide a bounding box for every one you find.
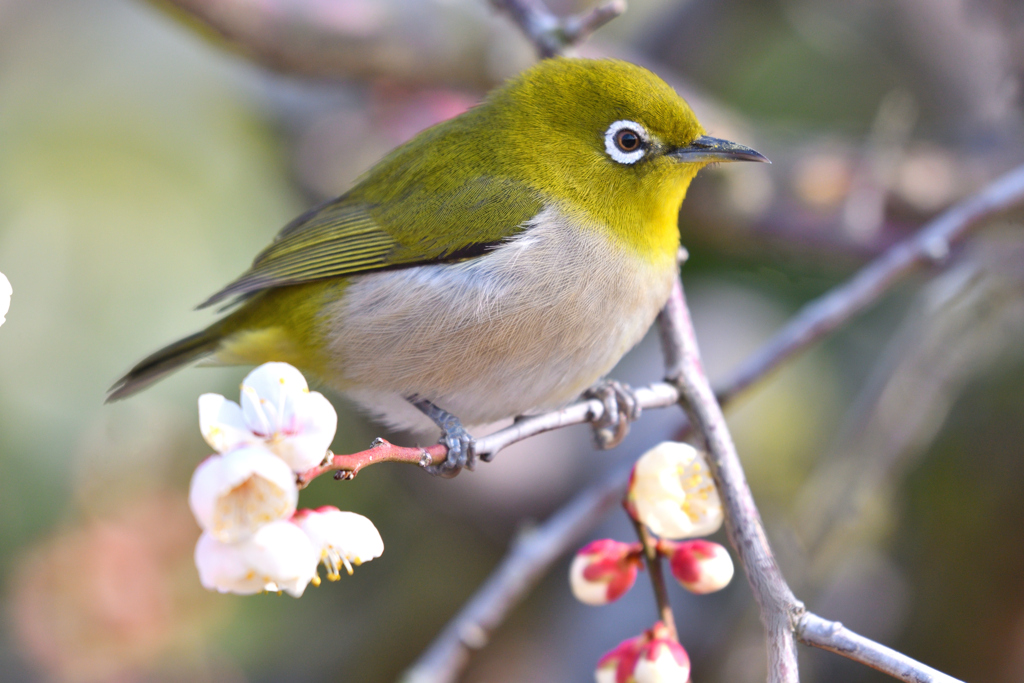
[427,425,476,478]
[584,379,641,449]
[409,397,477,478]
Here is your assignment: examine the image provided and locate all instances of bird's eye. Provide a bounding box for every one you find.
[615,129,641,152]
[604,120,648,165]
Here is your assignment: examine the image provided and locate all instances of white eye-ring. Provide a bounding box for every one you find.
[604,120,649,165]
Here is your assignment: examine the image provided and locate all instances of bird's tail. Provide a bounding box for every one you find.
[106,325,224,402]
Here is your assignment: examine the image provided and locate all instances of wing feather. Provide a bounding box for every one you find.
[198,109,545,309]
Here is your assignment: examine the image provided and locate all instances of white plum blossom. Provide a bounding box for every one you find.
[626,441,723,539]
[199,362,337,472]
[294,506,384,580]
[189,446,298,543]
[188,363,386,599]
[195,519,319,597]
[0,271,10,327]
[667,539,735,594]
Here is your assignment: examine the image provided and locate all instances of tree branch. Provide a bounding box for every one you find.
[663,278,802,683]
[716,162,1024,405]
[297,439,445,487]
[666,276,967,683]
[147,0,528,88]
[795,613,963,683]
[489,0,626,58]
[631,517,678,642]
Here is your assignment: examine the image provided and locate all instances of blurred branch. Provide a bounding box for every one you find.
[796,233,1024,562]
[717,162,1024,405]
[147,0,532,87]
[399,461,633,683]
[489,0,626,58]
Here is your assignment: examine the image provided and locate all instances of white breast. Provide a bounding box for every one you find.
[323,206,678,434]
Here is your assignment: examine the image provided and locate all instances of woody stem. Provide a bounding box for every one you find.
[630,515,678,642]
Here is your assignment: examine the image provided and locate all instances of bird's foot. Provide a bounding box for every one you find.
[409,397,476,478]
[584,379,641,450]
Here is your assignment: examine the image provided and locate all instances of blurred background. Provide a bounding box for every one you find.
[0,0,1023,681]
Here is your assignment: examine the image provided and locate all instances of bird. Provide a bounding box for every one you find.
[108,57,768,475]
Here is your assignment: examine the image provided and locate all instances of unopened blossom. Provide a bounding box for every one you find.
[0,271,10,327]
[199,362,337,472]
[626,441,723,539]
[595,622,690,683]
[195,520,319,597]
[189,446,298,543]
[569,539,642,606]
[665,539,734,594]
[293,506,384,581]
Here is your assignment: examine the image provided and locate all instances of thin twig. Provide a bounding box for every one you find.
[717,162,1024,405]
[149,0,509,87]
[667,276,968,683]
[476,383,678,459]
[630,517,678,642]
[296,385,680,487]
[795,613,963,683]
[297,439,445,487]
[489,0,626,58]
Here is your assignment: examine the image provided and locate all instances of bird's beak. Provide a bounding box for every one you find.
[669,135,770,164]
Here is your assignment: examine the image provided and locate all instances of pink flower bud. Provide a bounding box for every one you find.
[569,539,642,606]
[666,539,734,594]
[595,622,690,683]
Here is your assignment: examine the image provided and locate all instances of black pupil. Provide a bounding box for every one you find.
[616,130,640,151]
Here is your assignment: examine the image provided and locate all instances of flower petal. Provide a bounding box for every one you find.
[189,447,298,542]
[268,391,337,472]
[195,532,265,595]
[195,521,319,597]
[199,393,259,453]
[0,271,11,327]
[295,507,383,580]
[570,553,614,606]
[240,362,309,437]
[569,540,641,606]
[628,442,723,540]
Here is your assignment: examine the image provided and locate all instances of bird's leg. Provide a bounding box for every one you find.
[408,397,476,477]
[584,379,642,450]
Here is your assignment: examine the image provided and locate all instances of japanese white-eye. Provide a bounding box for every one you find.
[109,58,767,473]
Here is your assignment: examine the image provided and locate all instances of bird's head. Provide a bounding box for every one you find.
[486,58,768,254]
